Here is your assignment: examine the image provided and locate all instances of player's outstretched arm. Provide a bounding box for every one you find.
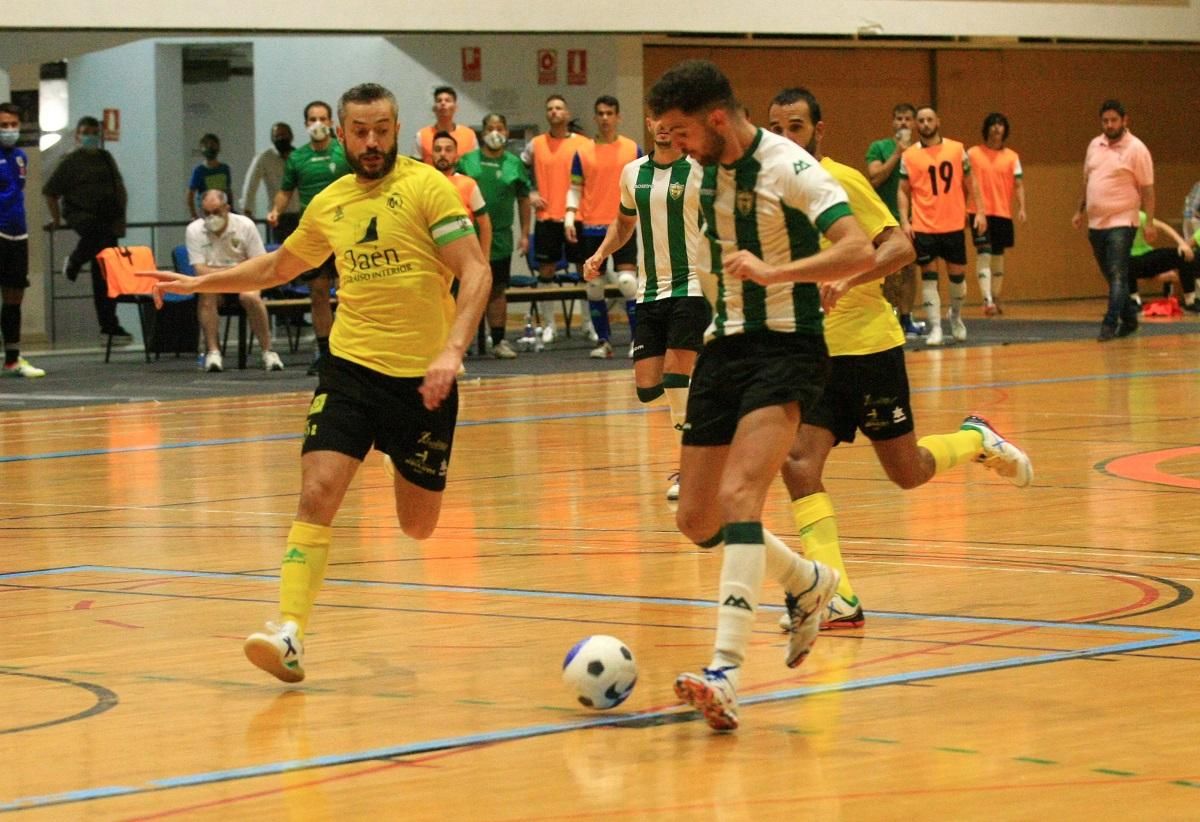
[139,248,308,308]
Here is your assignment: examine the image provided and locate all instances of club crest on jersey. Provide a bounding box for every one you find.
[735,189,756,216]
[334,206,345,222]
[387,195,401,210]
[793,160,811,174]
[668,181,685,201]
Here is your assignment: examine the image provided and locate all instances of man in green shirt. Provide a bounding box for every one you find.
[457,113,531,359]
[268,100,351,374]
[866,103,922,336]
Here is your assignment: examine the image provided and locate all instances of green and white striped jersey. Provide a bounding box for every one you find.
[619,152,709,302]
[700,128,852,338]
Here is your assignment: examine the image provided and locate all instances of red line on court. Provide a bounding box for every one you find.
[97,619,143,629]
[73,600,94,610]
[1104,446,1200,489]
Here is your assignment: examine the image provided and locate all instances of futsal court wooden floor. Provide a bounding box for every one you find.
[3,309,1200,820]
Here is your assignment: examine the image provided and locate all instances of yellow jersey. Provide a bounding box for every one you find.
[818,156,905,356]
[283,158,476,377]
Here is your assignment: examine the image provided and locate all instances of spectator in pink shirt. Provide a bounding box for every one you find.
[1072,99,1155,341]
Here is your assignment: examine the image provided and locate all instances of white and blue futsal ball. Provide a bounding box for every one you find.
[561,635,638,710]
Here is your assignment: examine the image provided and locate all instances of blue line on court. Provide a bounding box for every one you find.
[0,408,658,464]
[4,364,1198,464]
[2,631,1196,812]
[3,564,1198,812]
[2,564,1190,636]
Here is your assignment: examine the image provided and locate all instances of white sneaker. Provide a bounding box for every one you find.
[204,351,224,372]
[925,323,944,346]
[589,340,613,359]
[951,312,967,342]
[961,415,1034,487]
[244,620,305,682]
[262,350,284,371]
[2,357,46,378]
[783,561,840,668]
[778,591,865,632]
[493,339,517,359]
[541,323,556,344]
[665,471,680,501]
[674,667,739,731]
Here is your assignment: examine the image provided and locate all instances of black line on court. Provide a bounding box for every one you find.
[0,669,119,735]
[848,548,1194,620]
[8,629,1200,815]
[2,577,1192,655]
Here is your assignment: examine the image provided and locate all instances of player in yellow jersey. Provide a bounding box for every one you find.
[142,83,491,683]
[767,88,1033,629]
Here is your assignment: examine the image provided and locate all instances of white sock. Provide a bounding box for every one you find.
[976,251,993,303]
[663,374,689,435]
[948,277,967,319]
[710,525,765,685]
[992,256,1005,300]
[763,527,816,594]
[922,277,941,324]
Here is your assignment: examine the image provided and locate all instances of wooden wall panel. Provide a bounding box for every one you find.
[644,44,1200,303]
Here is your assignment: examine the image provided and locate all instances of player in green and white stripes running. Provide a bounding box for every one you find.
[583,116,713,501]
[647,59,875,732]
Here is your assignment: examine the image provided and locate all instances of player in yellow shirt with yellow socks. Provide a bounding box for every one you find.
[767,88,1033,629]
[145,83,490,682]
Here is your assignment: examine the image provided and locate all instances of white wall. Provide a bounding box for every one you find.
[6,1,1200,42]
[182,72,255,216]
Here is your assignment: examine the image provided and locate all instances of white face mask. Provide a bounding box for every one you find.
[204,214,227,234]
[482,130,507,150]
[307,122,330,142]
[0,129,18,148]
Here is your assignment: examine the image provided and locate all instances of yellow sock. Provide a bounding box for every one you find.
[918,429,984,474]
[791,492,856,602]
[280,521,332,635]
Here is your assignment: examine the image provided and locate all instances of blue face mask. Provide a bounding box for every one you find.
[79,134,102,149]
[0,129,18,148]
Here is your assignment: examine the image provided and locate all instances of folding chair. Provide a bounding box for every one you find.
[95,246,159,363]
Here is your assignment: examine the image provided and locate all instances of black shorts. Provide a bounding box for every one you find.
[301,354,458,492]
[489,256,512,289]
[969,215,1015,253]
[632,296,710,360]
[0,237,30,289]
[580,226,638,269]
[271,212,300,246]
[804,346,916,445]
[914,231,967,267]
[297,254,338,284]
[683,331,829,448]
[533,220,581,268]
[1128,248,1193,281]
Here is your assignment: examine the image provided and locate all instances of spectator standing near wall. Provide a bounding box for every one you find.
[1072,98,1155,342]
[187,133,235,219]
[43,116,130,342]
[243,122,300,244]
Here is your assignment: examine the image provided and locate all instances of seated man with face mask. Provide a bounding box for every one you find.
[185,190,283,372]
